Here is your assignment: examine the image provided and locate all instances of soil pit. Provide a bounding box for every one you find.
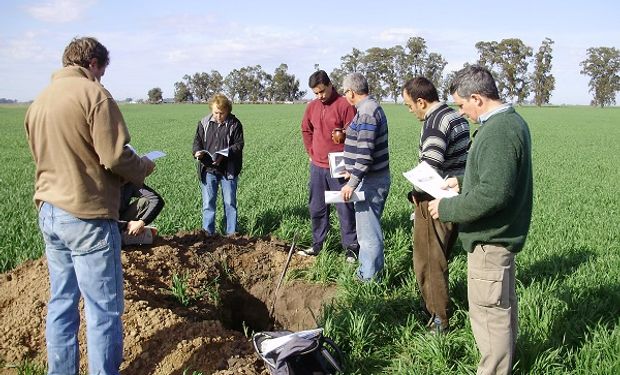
[0,232,337,374]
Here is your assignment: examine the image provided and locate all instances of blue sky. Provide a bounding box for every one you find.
[1,0,619,104]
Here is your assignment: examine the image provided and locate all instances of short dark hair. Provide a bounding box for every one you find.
[62,36,109,69]
[308,70,331,88]
[403,76,439,102]
[449,65,500,100]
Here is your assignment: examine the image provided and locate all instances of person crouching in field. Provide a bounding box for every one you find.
[25,36,155,374]
[193,94,244,237]
[340,72,391,281]
[118,182,164,244]
[429,65,533,375]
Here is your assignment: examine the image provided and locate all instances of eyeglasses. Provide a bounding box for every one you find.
[343,89,351,96]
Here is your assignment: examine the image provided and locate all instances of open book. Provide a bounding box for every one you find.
[197,148,229,161]
[259,328,323,355]
[328,152,346,178]
[402,161,457,199]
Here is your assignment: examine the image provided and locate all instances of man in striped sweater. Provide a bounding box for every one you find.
[402,76,470,333]
[340,73,391,281]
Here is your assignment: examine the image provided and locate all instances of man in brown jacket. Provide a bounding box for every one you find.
[25,36,154,375]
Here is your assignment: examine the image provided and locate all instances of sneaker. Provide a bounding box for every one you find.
[345,245,359,263]
[427,316,449,335]
[297,247,320,257]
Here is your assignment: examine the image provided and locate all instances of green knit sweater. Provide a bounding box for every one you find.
[438,107,533,253]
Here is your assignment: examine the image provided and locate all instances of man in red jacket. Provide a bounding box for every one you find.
[300,70,358,260]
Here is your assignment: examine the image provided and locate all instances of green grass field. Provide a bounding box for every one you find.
[1,103,619,374]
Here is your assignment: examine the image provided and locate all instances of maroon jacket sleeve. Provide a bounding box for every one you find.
[301,103,314,157]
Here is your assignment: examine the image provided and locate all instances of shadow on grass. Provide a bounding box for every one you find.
[326,290,423,374]
[238,204,309,237]
[515,248,617,374]
[518,247,596,286]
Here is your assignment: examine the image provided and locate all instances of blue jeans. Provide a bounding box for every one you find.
[38,202,124,375]
[308,164,357,251]
[354,170,391,280]
[201,171,238,235]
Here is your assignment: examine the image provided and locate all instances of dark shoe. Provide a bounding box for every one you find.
[297,246,320,257]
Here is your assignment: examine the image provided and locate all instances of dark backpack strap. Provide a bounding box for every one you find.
[318,336,344,373]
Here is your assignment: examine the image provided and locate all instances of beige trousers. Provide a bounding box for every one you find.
[468,244,517,375]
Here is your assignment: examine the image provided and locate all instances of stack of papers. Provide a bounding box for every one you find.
[328,152,346,178]
[402,161,457,199]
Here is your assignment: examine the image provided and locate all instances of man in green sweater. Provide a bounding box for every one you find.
[428,65,533,375]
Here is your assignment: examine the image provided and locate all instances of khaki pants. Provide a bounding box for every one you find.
[413,199,458,326]
[468,244,517,375]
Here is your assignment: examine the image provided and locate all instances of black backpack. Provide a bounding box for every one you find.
[252,329,344,375]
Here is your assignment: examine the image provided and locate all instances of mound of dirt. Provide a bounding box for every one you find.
[0,232,337,374]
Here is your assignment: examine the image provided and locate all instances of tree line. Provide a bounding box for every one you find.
[146,37,620,107]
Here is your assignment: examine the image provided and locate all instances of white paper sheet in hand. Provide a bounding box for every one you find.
[328,152,346,178]
[144,150,166,160]
[402,161,457,199]
[324,190,365,204]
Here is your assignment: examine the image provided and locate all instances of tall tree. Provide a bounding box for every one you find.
[580,46,620,107]
[531,38,555,106]
[362,47,390,101]
[382,46,407,103]
[269,63,305,101]
[205,70,224,100]
[147,87,162,103]
[224,69,245,102]
[494,38,533,103]
[330,48,366,90]
[173,81,192,103]
[341,48,365,73]
[234,65,271,102]
[186,72,210,102]
[405,37,428,77]
[440,71,457,102]
[423,52,448,90]
[475,41,500,72]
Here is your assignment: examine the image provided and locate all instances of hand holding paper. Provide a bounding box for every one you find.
[402,161,458,199]
[144,150,166,161]
[325,190,365,204]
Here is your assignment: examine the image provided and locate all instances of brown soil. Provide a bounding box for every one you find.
[0,232,337,374]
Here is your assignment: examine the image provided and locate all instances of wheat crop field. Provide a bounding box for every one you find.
[0,103,619,374]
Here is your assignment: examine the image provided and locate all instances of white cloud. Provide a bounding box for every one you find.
[375,28,420,44]
[0,31,55,61]
[24,0,97,23]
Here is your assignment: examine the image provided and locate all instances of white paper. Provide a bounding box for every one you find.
[126,144,166,161]
[260,328,323,355]
[328,152,346,178]
[144,150,166,160]
[402,161,457,199]
[324,190,365,204]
